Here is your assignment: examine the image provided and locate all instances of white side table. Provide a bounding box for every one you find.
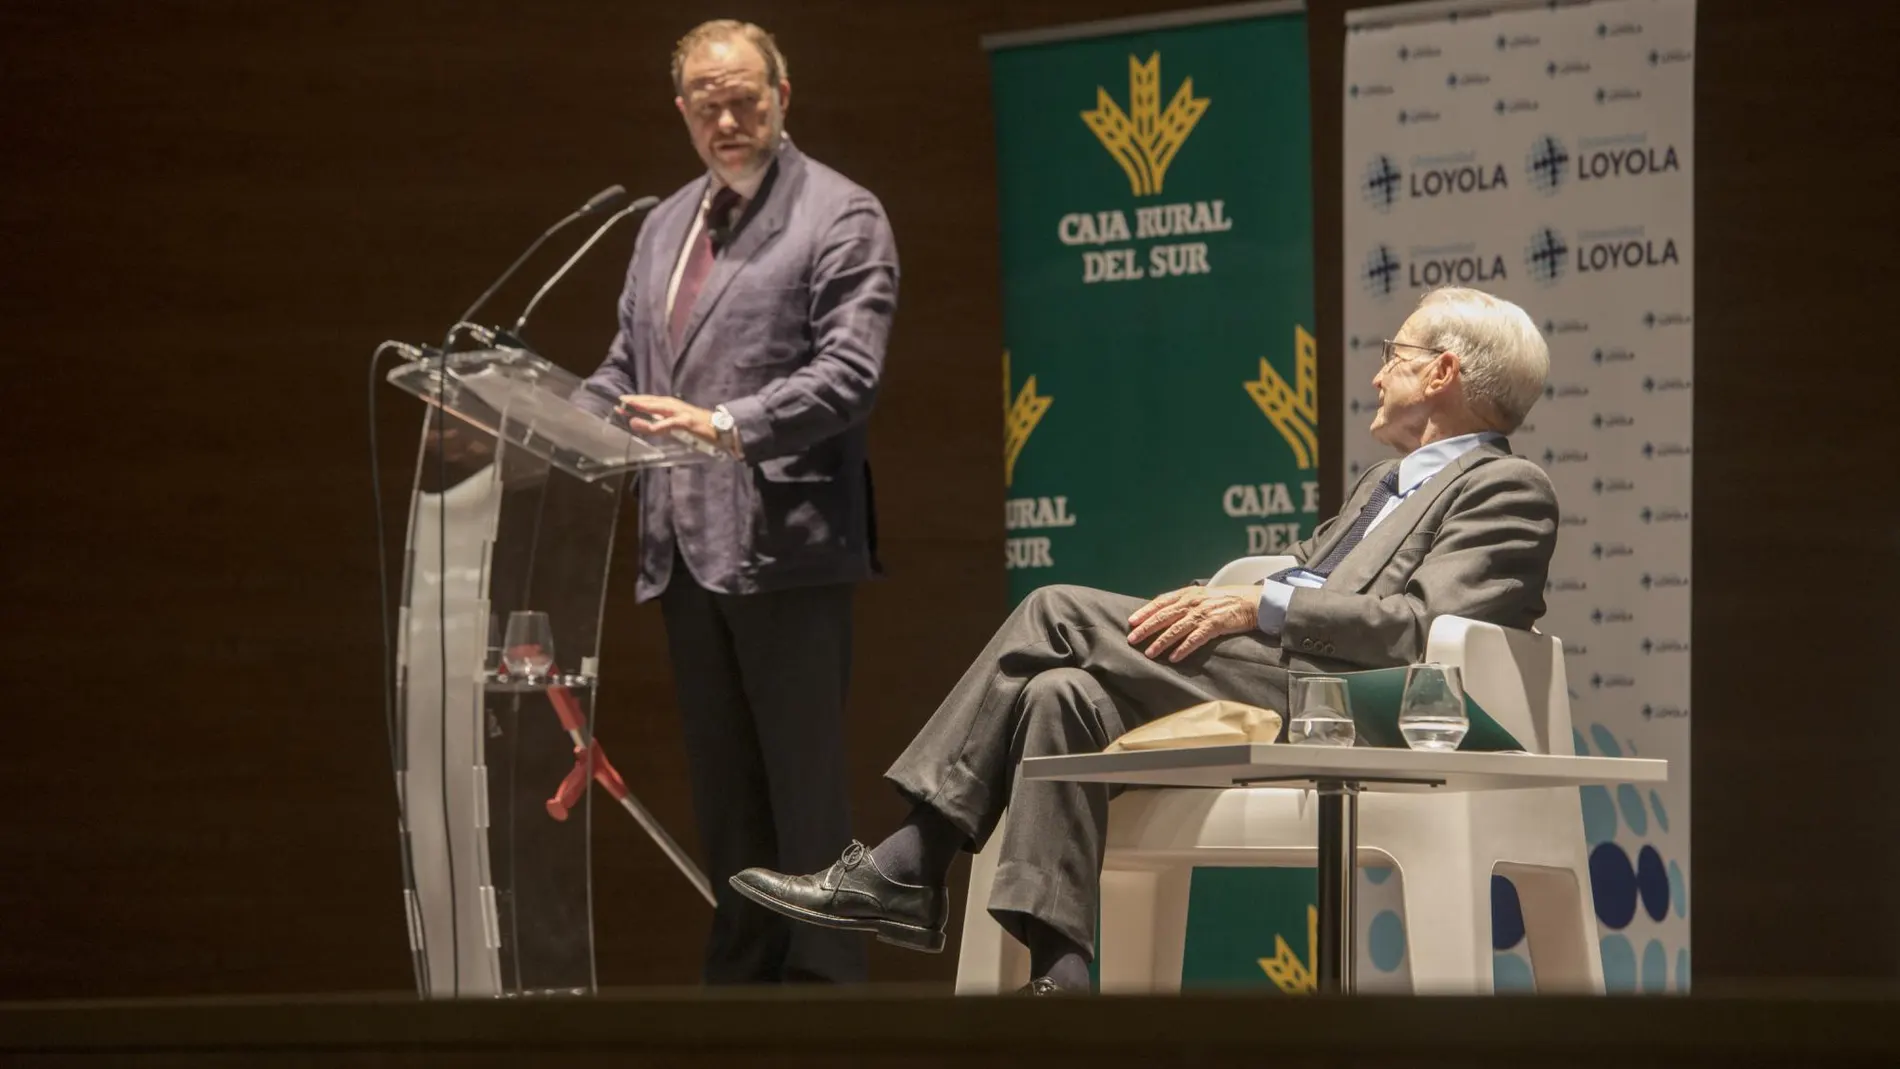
[1024,746,1667,993]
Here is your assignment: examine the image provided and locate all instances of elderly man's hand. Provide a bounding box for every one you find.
[1126,585,1261,663]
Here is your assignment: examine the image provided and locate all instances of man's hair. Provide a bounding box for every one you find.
[671,20,788,95]
[1409,287,1549,433]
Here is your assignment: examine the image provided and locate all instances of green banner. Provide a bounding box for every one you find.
[989,6,1334,994]
[989,7,1318,603]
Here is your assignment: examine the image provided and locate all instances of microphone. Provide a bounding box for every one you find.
[447,184,628,344]
[511,196,660,337]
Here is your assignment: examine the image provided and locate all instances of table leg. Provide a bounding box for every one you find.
[1314,780,1361,994]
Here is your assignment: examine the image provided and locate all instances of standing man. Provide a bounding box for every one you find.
[580,19,898,985]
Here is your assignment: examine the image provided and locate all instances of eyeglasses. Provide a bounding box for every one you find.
[1380,339,1446,367]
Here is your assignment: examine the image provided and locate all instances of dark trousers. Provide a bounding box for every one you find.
[885,584,1294,955]
[659,556,864,984]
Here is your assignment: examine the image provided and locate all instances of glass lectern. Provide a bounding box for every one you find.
[385,348,717,998]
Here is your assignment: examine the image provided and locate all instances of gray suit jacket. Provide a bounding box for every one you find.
[1279,440,1558,668]
[582,140,898,601]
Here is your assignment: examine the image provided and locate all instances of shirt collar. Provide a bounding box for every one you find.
[713,166,767,202]
[1396,431,1505,496]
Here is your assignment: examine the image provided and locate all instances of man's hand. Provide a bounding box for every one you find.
[617,395,717,445]
[1126,585,1261,663]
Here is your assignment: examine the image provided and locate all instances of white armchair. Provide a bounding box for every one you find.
[953,556,1600,995]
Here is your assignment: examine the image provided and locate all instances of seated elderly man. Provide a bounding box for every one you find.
[730,286,1557,993]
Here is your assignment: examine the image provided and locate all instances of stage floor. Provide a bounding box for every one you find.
[4,985,1899,1067]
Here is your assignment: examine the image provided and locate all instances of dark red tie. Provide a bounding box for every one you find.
[669,186,742,352]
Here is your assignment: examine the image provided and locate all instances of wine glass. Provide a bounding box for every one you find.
[1399,663,1467,751]
[1288,676,1356,747]
[502,611,555,682]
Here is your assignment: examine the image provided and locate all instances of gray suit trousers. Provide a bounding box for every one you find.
[884,584,1293,955]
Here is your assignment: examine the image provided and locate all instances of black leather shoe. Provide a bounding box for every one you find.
[729,841,949,953]
[1018,976,1069,995]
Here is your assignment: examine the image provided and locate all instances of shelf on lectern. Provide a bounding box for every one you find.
[387,347,720,481]
[483,672,597,694]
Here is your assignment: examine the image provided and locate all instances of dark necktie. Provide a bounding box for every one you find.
[668,186,743,352]
[1306,469,1402,577]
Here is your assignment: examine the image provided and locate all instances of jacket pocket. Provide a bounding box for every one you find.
[758,443,840,483]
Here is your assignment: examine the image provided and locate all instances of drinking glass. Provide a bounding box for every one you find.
[1288,676,1356,747]
[502,611,555,682]
[1399,662,1468,751]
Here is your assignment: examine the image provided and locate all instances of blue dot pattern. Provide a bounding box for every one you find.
[1574,721,1688,992]
[1491,874,1526,950]
[1591,842,1638,929]
[1368,910,1406,972]
[1616,783,1649,836]
[1580,785,1617,846]
[1365,866,1393,886]
[1642,938,1668,992]
[1636,845,1669,922]
[1493,951,1535,992]
[1600,934,1636,992]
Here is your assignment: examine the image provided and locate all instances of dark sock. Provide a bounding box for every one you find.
[1026,918,1092,992]
[868,802,963,886]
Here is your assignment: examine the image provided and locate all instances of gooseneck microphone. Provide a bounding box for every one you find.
[511,195,661,338]
[447,183,628,344]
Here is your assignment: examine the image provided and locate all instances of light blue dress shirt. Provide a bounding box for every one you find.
[1256,431,1505,637]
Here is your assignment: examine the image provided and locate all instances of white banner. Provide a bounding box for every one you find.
[1343,0,1694,992]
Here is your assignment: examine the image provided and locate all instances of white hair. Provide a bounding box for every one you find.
[1408,287,1549,433]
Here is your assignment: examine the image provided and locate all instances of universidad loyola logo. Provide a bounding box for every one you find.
[1362,244,1400,297]
[1526,135,1570,194]
[1525,227,1569,284]
[1362,154,1401,210]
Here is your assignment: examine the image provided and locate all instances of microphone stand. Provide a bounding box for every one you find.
[512,196,661,339]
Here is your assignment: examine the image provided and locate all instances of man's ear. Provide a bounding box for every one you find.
[1426,350,1460,394]
[675,96,687,119]
[777,79,792,114]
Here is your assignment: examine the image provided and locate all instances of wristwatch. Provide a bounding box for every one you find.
[710,404,741,457]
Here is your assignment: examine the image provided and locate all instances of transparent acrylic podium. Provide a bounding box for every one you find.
[386,347,718,998]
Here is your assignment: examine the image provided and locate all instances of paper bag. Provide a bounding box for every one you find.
[1103,700,1283,753]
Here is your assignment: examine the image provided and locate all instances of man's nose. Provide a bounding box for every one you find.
[716,109,738,132]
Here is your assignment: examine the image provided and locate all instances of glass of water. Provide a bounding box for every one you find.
[1288,676,1356,747]
[502,610,555,682]
[1399,662,1468,751]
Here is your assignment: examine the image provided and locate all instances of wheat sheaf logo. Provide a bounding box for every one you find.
[1258,905,1319,994]
[1003,350,1051,487]
[1244,326,1320,469]
[1082,53,1209,197]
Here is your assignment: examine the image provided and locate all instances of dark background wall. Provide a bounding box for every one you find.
[0,0,1892,999]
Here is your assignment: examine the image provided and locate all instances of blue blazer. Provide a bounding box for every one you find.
[582,140,899,601]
